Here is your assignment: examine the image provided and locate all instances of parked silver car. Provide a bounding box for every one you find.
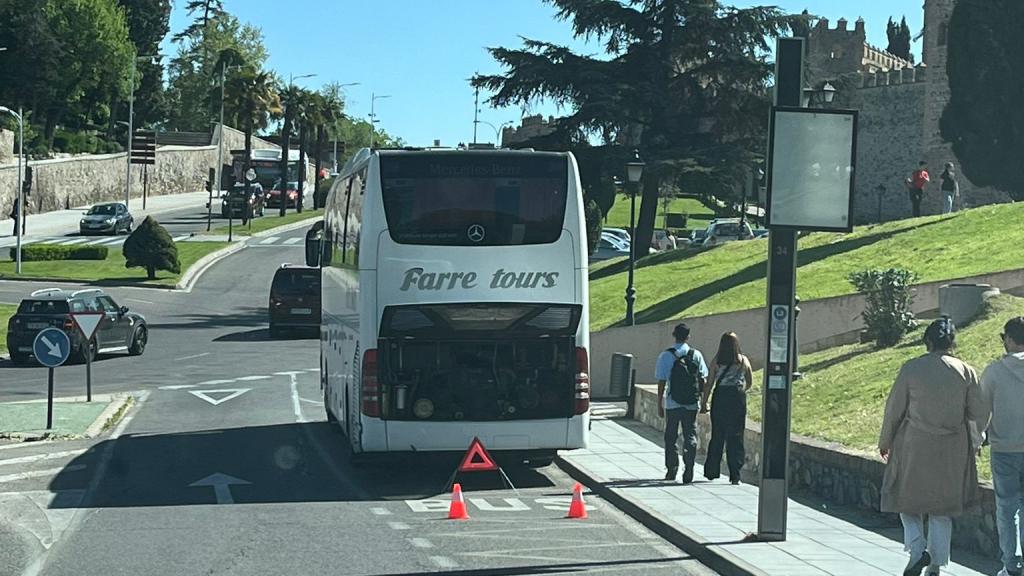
[79,202,133,235]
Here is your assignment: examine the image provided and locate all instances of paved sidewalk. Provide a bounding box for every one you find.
[559,419,993,576]
[0,190,214,243]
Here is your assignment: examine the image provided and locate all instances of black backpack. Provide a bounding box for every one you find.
[667,348,701,406]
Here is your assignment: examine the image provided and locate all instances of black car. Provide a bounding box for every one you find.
[80,202,133,235]
[6,288,148,365]
[221,183,265,218]
[269,264,321,337]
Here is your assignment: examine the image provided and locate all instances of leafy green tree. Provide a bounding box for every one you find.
[166,13,267,131]
[849,268,918,348]
[223,66,280,193]
[116,0,172,129]
[123,216,181,279]
[0,0,64,132]
[940,0,1023,199]
[474,0,800,254]
[171,0,224,44]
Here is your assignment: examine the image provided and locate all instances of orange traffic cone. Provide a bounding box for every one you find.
[448,483,469,520]
[567,483,588,519]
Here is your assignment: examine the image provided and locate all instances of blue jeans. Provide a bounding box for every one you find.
[943,191,955,214]
[992,451,1024,571]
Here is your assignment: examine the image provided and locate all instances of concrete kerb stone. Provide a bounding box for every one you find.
[175,241,245,291]
[555,455,765,576]
[83,393,133,437]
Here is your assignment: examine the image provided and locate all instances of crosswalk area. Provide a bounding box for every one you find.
[0,234,193,249]
[245,235,306,247]
[0,439,97,494]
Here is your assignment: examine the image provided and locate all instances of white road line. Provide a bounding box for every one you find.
[298,396,320,405]
[0,449,86,467]
[172,235,191,242]
[158,384,196,390]
[429,556,458,569]
[289,373,305,423]
[196,379,234,386]
[274,371,302,376]
[305,368,320,372]
[284,237,302,245]
[0,441,55,452]
[173,352,209,361]
[370,507,392,516]
[126,298,156,305]
[409,538,434,549]
[259,236,279,244]
[94,237,125,245]
[58,238,90,245]
[0,465,86,484]
[387,521,410,530]
[237,375,271,381]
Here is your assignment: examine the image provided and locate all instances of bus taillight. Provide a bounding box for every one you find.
[574,347,590,415]
[361,349,380,417]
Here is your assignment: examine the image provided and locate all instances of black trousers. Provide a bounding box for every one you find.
[908,189,923,217]
[664,407,698,472]
[704,386,747,481]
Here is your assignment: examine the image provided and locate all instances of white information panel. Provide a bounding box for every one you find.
[767,108,858,232]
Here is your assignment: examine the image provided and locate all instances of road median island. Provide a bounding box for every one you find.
[0,241,231,288]
[205,208,323,238]
[0,393,133,442]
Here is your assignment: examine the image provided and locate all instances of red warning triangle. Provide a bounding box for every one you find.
[458,437,498,472]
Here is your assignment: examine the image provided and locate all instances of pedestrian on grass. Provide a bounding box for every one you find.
[655,323,708,484]
[907,161,930,218]
[701,332,753,484]
[981,317,1024,576]
[940,162,959,215]
[879,317,987,576]
[9,197,21,236]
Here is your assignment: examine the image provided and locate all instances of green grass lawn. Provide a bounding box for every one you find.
[0,303,17,354]
[590,203,1024,331]
[209,208,322,237]
[0,241,230,287]
[604,195,715,231]
[746,294,1024,480]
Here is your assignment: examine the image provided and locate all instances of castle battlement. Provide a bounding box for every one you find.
[857,64,928,88]
[815,17,866,34]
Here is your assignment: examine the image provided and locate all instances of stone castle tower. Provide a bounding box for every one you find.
[806,0,1008,222]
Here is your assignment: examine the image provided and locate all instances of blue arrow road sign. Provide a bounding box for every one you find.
[33,328,71,368]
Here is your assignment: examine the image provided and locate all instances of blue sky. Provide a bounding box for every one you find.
[164,1,923,147]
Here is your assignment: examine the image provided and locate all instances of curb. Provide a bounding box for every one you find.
[175,241,245,291]
[83,393,133,438]
[555,455,766,576]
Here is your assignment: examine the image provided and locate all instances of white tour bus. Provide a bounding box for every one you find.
[310,147,590,465]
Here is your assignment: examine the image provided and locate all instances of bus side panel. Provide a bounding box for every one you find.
[355,271,389,453]
[567,152,590,450]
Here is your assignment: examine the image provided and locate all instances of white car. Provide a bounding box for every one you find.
[701,218,755,247]
[602,227,631,244]
[591,235,631,261]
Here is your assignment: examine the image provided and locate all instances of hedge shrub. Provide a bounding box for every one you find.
[11,244,109,261]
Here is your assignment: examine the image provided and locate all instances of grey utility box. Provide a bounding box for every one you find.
[600,353,635,402]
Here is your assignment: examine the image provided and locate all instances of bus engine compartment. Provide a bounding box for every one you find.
[380,339,576,421]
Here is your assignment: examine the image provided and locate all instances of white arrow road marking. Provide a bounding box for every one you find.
[40,336,62,358]
[188,389,250,406]
[189,473,250,504]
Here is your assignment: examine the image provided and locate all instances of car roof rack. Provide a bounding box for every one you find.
[30,288,65,297]
[71,288,104,298]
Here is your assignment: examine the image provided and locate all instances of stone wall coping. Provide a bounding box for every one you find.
[0,144,218,170]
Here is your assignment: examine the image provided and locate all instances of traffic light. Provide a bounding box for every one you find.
[22,166,32,196]
[338,141,346,156]
[206,167,215,194]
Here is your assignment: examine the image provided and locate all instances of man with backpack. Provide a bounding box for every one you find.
[656,323,709,483]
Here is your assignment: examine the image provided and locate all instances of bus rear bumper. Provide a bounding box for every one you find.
[362,414,589,453]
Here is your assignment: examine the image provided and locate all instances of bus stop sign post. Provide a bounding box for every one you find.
[758,37,858,541]
[71,313,103,402]
[33,328,72,429]
[757,37,803,542]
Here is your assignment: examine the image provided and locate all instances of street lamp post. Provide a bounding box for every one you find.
[369,93,391,149]
[624,150,645,326]
[0,106,23,273]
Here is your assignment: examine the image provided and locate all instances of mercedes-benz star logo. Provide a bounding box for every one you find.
[467,224,486,243]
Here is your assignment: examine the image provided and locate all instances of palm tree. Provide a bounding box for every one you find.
[273,83,303,216]
[223,68,280,200]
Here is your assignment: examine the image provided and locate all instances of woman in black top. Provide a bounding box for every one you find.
[940,162,959,214]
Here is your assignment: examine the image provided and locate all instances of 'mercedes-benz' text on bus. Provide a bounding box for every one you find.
[309,148,590,465]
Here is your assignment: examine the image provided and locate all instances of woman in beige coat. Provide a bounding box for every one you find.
[879,317,987,576]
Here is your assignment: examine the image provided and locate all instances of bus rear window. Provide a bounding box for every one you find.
[380,154,568,246]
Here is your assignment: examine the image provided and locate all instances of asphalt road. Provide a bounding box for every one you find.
[0,227,717,575]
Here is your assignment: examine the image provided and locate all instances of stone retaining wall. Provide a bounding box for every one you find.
[630,384,1000,557]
